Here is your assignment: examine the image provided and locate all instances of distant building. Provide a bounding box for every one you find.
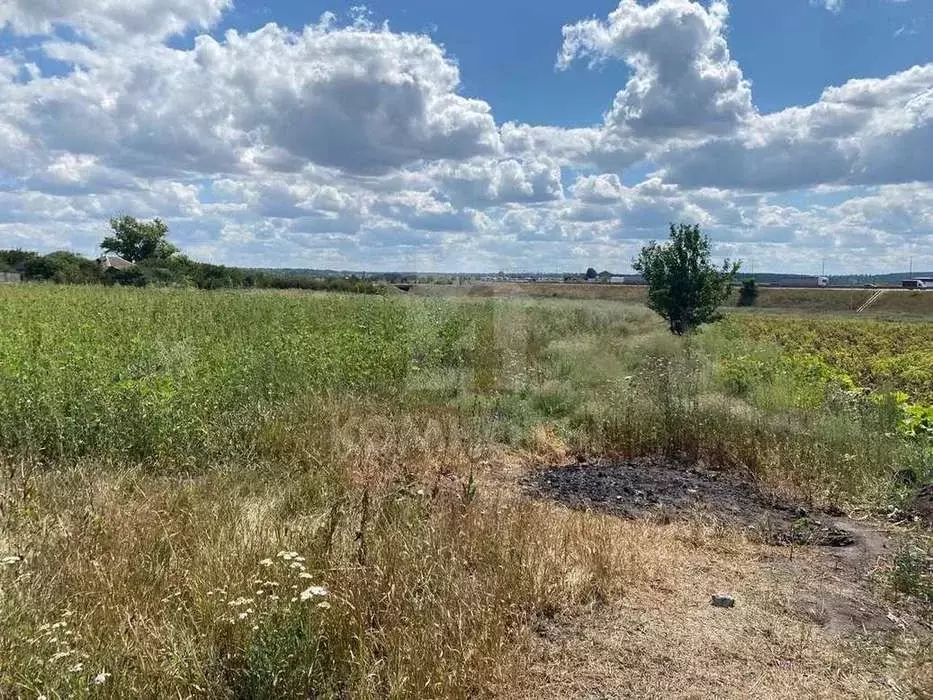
[902,278,933,289]
[817,276,830,288]
[608,276,627,285]
[98,255,134,271]
[0,271,21,284]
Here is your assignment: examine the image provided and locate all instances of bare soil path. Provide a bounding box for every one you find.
[512,457,933,699]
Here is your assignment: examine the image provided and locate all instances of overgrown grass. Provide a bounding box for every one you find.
[0,284,930,696]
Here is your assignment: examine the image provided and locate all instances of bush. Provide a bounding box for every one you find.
[737,279,759,307]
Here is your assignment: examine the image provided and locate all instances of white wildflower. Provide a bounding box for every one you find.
[1,555,22,566]
[237,612,249,620]
[289,561,306,570]
[316,601,331,610]
[227,597,253,607]
[92,671,111,685]
[298,572,314,579]
[293,556,305,563]
[299,585,329,601]
[269,594,280,601]
[49,650,73,663]
[67,662,84,673]
[259,558,274,567]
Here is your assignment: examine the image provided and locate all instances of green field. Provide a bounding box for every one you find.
[0,284,930,697]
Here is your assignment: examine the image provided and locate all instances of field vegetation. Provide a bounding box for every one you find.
[0,284,931,697]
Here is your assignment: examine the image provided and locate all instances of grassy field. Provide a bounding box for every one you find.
[0,284,931,697]
[415,282,933,316]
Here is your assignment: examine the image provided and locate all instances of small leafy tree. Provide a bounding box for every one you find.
[585,267,597,280]
[101,216,178,263]
[633,223,739,335]
[737,278,759,307]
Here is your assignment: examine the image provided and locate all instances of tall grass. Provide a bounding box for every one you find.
[0,284,929,696]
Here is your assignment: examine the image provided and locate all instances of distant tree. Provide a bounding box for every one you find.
[21,255,58,281]
[101,216,178,263]
[737,278,759,307]
[634,223,740,335]
[21,251,103,284]
[0,249,39,272]
[585,267,597,280]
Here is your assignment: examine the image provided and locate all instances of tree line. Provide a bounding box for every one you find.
[0,217,382,294]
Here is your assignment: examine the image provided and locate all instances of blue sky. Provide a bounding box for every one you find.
[0,0,931,273]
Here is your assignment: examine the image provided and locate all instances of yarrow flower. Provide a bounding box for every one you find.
[299,585,329,601]
[92,671,111,685]
[259,558,273,567]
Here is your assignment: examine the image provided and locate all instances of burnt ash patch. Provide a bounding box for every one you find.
[525,458,856,547]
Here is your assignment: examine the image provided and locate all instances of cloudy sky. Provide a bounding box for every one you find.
[1,0,931,273]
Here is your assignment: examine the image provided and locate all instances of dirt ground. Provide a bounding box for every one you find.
[507,456,933,699]
[524,457,858,547]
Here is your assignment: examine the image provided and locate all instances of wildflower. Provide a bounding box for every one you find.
[92,671,111,685]
[252,625,259,631]
[289,561,306,570]
[277,551,299,561]
[269,594,280,601]
[67,662,84,673]
[298,572,314,579]
[293,556,306,563]
[259,558,273,567]
[317,601,331,610]
[299,585,329,601]
[1,555,21,566]
[227,597,253,607]
[49,650,73,663]
[237,612,249,620]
